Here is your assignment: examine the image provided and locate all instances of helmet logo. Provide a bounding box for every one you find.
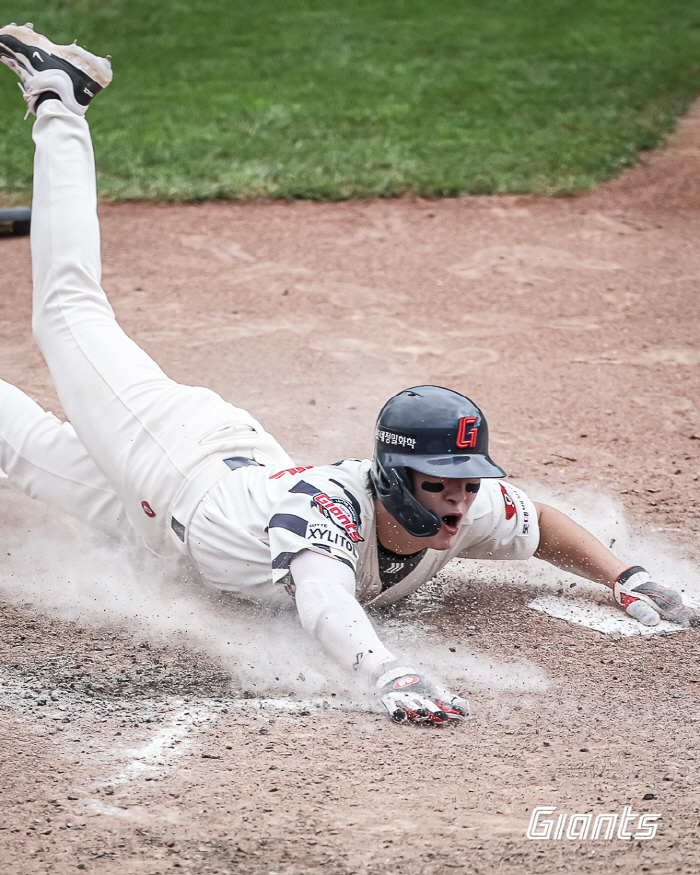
[456,417,478,449]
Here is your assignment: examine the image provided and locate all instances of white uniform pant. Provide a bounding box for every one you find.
[1,100,293,555]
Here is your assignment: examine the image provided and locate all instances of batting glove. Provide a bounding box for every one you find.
[373,663,469,725]
[613,566,700,627]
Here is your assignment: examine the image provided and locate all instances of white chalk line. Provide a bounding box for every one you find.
[84,695,358,816]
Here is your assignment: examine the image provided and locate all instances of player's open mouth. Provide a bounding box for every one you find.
[441,514,461,534]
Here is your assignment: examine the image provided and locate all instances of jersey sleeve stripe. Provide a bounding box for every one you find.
[268,513,308,537]
[301,543,355,570]
[272,546,356,574]
[332,554,355,571]
[272,551,299,571]
[328,477,363,523]
[289,480,320,497]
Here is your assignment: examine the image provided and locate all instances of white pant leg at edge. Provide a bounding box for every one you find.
[0,378,135,538]
[30,100,292,554]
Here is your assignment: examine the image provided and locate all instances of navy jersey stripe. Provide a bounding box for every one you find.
[284,546,355,577]
[272,551,298,571]
[289,480,320,497]
[272,544,346,573]
[268,513,308,537]
[329,478,363,523]
[335,555,355,571]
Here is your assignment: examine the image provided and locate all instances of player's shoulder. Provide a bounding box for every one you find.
[268,459,374,511]
[266,458,369,478]
[471,478,535,522]
[470,478,505,516]
[317,458,372,480]
[290,458,371,483]
[300,459,374,505]
[267,459,375,559]
[453,478,539,560]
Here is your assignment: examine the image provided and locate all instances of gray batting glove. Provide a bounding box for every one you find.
[373,663,469,725]
[613,566,700,627]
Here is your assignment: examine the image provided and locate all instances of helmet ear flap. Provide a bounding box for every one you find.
[372,461,442,538]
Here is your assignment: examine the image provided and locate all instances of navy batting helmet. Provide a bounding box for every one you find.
[369,386,506,537]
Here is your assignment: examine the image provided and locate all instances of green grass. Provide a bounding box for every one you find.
[1,0,700,199]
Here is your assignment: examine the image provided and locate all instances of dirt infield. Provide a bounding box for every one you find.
[2,102,700,875]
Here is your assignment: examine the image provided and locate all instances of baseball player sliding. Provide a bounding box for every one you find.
[1,24,696,725]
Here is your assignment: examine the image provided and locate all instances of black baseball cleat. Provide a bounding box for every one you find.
[0,22,112,117]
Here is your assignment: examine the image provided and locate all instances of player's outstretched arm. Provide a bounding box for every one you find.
[289,550,467,723]
[532,502,627,584]
[532,502,699,627]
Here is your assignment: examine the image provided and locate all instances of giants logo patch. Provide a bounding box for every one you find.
[500,483,517,520]
[313,493,364,543]
[456,416,478,448]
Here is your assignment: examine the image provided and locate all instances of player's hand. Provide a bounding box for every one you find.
[613,566,700,627]
[373,663,469,725]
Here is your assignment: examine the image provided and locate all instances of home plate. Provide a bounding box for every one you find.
[528,594,687,637]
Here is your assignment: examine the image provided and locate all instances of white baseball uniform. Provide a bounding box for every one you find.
[0,100,541,679]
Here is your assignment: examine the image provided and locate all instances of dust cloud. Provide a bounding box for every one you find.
[2,488,350,699]
[519,483,700,604]
[3,480,695,705]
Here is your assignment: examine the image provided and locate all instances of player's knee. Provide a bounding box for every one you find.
[31,310,51,350]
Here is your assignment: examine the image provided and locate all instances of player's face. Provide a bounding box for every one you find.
[410,471,481,550]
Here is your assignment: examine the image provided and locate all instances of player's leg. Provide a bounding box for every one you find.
[2,25,293,553]
[30,99,287,547]
[28,95,194,548]
[0,378,136,539]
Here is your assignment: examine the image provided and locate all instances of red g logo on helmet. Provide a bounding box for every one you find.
[393,675,420,689]
[456,416,478,449]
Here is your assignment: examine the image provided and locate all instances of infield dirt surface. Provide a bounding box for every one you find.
[2,103,700,875]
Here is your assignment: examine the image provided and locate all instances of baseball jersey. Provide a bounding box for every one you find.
[186,459,539,606]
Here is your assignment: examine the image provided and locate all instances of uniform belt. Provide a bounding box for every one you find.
[169,455,261,548]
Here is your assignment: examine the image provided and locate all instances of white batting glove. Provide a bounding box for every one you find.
[613,566,700,627]
[373,663,469,725]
